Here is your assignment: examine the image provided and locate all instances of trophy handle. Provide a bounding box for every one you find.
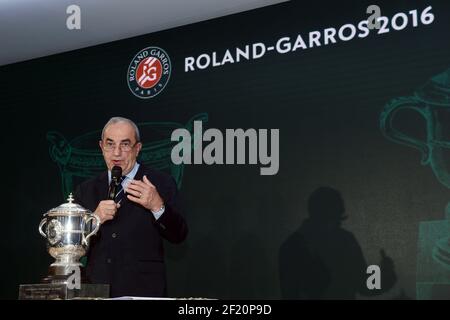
[82,214,101,246]
[38,218,47,238]
[380,96,431,165]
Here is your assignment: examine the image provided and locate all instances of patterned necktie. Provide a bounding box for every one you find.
[114,176,126,204]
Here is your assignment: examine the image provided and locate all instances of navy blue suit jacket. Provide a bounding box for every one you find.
[74,163,188,297]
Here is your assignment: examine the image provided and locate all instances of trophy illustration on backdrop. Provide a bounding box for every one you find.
[380,68,450,299]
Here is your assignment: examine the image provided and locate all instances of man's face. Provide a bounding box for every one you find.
[99,122,142,176]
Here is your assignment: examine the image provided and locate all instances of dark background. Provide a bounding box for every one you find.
[1,0,450,299]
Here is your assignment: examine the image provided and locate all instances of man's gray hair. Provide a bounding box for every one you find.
[101,117,141,142]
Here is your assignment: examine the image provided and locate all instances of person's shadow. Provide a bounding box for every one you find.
[278,187,397,299]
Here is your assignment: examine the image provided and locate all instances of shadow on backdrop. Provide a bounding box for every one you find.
[230,233,272,299]
[279,186,397,299]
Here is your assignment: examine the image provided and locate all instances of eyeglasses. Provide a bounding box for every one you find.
[103,141,138,152]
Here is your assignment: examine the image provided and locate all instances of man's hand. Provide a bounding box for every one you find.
[125,175,164,212]
[94,200,120,224]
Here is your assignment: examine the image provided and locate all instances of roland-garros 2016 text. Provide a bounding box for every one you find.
[185,6,435,72]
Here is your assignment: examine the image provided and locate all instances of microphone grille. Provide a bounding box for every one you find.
[111,166,122,181]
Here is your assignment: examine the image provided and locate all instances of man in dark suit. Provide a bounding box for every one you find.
[74,116,188,298]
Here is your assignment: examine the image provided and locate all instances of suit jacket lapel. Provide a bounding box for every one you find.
[133,163,145,181]
[95,171,109,202]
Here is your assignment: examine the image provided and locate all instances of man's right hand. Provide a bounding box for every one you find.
[94,200,120,224]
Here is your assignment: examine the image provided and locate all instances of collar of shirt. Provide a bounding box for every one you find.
[108,162,140,189]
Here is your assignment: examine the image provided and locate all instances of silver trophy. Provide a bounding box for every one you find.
[19,194,109,299]
[38,193,100,283]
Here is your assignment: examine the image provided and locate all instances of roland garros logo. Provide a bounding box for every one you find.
[127,47,171,99]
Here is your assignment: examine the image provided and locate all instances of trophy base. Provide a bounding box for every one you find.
[41,264,88,284]
[417,219,450,299]
[18,283,110,300]
[416,282,450,300]
[432,237,450,269]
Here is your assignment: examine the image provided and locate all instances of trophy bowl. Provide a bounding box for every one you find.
[38,193,100,283]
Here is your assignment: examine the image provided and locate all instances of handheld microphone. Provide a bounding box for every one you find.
[108,166,122,201]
